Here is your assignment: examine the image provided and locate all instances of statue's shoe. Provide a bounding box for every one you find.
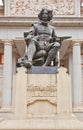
[16,63,21,67]
[25,61,32,68]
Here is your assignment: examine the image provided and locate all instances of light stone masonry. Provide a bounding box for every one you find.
[10,0,75,16]
[72,42,82,106]
[0,67,83,130]
[2,41,13,108]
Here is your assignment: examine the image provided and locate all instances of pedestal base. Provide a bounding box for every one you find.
[0,115,83,130]
[1,67,83,130]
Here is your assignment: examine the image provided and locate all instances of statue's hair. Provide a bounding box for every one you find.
[38,8,53,21]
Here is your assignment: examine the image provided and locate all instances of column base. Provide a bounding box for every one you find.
[0,106,12,113]
[73,105,83,113]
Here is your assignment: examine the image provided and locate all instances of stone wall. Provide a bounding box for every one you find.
[10,0,75,16]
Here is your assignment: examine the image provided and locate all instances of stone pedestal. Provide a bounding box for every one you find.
[0,67,83,130]
[2,42,12,108]
[27,67,57,118]
[11,67,27,119]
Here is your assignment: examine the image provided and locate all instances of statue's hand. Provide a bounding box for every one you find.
[53,42,60,47]
[26,35,33,40]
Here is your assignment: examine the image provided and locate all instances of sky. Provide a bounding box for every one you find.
[82,2,83,6]
[0,0,3,6]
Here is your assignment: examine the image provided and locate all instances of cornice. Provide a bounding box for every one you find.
[0,16,83,27]
[0,39,13,44]
[71,40,83,45]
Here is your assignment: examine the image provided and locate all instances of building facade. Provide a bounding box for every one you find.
[0,0,83,121]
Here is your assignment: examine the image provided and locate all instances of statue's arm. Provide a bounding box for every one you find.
[51,28,61,45]
[52,28,57,38]
[24,26,35,39]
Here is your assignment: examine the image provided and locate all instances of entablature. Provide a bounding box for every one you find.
[0,17,83,27]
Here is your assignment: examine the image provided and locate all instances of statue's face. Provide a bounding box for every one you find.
[41,9,49,22]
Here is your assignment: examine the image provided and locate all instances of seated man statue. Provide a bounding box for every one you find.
[18,8,61,68]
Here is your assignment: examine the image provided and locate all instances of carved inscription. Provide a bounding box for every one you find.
[27,85,56,97]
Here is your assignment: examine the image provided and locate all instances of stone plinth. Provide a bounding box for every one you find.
[27,66,58,74]
[27,67,57,118]
[0,67,83,130]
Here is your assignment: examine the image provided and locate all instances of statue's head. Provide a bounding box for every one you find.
[38,8,53,22]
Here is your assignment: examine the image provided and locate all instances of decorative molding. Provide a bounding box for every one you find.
[73,106,83,113]
[10,0,75,16]
[0,17,83,27]
[27,99,57,107]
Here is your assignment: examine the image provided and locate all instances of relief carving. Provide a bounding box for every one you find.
[10,0,75,16]
[27,74,57,117]
[27,99,57,118]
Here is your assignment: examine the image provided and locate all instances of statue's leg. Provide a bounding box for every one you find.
[43,46,59,66]
[27,41,36,61]
[32,50,47,66]
[25,41,36,68]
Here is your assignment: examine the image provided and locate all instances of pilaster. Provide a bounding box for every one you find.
[12,67,27,119]
[72,41,82,107]
[75,0,80,17]
[2,40,13,109]
[4,0,11,16]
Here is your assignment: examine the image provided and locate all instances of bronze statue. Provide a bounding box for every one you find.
[17,8,71,68]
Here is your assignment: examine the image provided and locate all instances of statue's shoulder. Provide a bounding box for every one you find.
[49,25,55,30]
[32,23,42,33]
[32,23,39,29]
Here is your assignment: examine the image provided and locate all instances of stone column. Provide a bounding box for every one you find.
[12,52,16,75]
[69,52,73,85]
[2,40,13,108]
[75,0,80,17]
[57,51,60,67]
[72,42,82,106]
[4,0,10,16]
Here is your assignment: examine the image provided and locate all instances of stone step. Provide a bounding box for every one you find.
[0,117,83,130]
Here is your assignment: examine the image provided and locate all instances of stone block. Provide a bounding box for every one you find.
[27,66,58,74]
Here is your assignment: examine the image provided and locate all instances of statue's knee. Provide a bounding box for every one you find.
[35,50,47,58]
[40,50,47,56]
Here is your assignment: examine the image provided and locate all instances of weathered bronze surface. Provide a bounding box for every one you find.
[17,8,71,68]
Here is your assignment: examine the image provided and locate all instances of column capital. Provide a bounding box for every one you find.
[1,39,13,45]
[72,40,83,46]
